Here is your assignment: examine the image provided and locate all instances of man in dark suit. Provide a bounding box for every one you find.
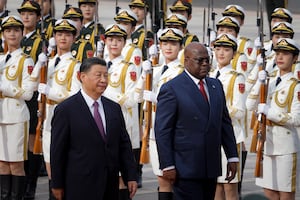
[155,42,239,200]
[50,57,137,200]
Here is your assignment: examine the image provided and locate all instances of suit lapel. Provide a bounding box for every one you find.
[182,72,210,113]
[75,92,106,143]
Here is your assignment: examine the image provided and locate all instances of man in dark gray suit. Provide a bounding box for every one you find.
[50,57,137,200]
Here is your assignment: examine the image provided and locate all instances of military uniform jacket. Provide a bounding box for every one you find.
[21,30,43,64]
[246,72,300,155]
[31,52,81,133]
[210,65,246,143]
[71,38,94,62]
[79,21,105,51]
[103,56,140,148]
[0,48,35,123]
[182,31,199,47]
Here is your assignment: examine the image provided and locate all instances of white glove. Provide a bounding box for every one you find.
[38,83,50,95]
[38,53,48,64]
[141,60,152,78]
[257,103,270,115]
[254,37,262,49]
[149,44,158,56]
[47,37,56,55]
[96,40,104,53]
[142,60,152,72]
[256,54,263,66]
[49,37,56,48]
[210,30,216,43]
[143,90,157,103]
[258,70,267,82]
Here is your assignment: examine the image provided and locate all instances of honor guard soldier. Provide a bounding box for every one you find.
[0,0,8,53]
[78,0,105,52]
[261,7,293,50]
[109,9,142,72]
[169,0,199,47]
[129,0,154,61]
[268,6,292,38]
[35,0,56,41]
[134,28,184,200]
[18,1,46,199]
[102,23,140,200]
[63,6,94,62]
[164,13,187,64]
[222,5,257,69]
[246,22,294,92]
[0,15,36,200]
[30,19,81,199]
[209,33,246,200]
[246,38,300,200]
[215,16,252,78]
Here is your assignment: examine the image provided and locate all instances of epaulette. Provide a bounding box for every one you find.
[289,77,298,83]
[137,28,144,33]
[21,53,31,58]
[229,70,239,76]
[121,60,132,65]
[239,36,250,41]
[68,57,80,63]
[176,64,184,69]
[129,43,138,48]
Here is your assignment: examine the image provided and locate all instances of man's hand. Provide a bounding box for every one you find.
[225,162,238,183]
[162,169,176,184]
[52,188,64,200]
[127,181,138,199]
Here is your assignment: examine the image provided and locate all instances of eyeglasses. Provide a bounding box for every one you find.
[191,57,210,64]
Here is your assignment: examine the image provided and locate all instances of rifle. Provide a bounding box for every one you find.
[140,0,161,164]
[253,0,268,178]
[2,2,9,53]
[206,0,216,47]
[94,0,104,58]
[33,2,48,155]
[115,0,120,15]
[65,0,71,10]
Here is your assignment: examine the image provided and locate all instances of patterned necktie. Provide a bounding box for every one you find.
[161,65,168,75]
[216,70,220,79]
[93,101,106,142]
[275,77,281,87]
[199,80,208,102]
[5,54,11,63]
[54,57,61,67]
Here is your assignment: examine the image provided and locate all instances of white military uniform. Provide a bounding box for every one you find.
[246,72,300,192]
[30,52,81,162]
[0,49,36,161]
[103,55,140,149]
[210,64,246,183]
[135,59,184,175]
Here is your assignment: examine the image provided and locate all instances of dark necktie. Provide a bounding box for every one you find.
[216,70,220,79]
[93,101,106,142]
[54,57,60,67]
[5,54,11,63]
[199,80,208,102]
[161,65,168,75]
[107,61,112,69]
[275,77,281,87]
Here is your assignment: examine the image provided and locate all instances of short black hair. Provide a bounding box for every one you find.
[80,57,107,73]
